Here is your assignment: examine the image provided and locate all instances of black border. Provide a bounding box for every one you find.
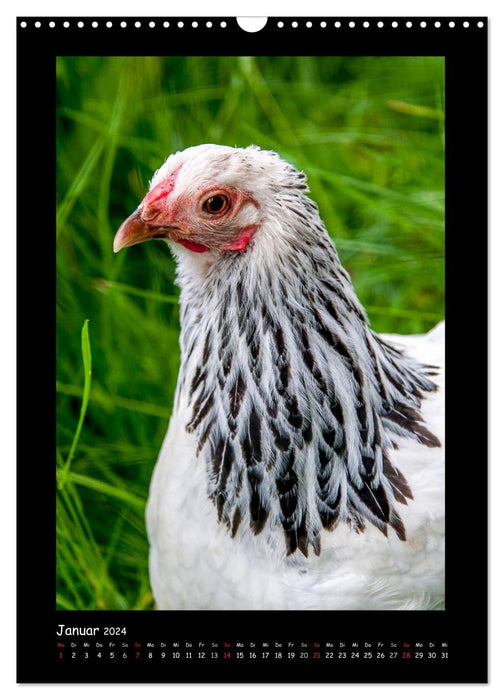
[17,17,488,683]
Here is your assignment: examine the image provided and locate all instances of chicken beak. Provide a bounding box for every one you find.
[113,209,169,253]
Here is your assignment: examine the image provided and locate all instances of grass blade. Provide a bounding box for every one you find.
[57,470,145,511]
[56,134,107,239]
[58,320,92,487]
[56,381,172,419]
[95,278,179,305]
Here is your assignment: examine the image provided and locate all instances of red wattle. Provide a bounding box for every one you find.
[178,239,211,253]
[221,225,257,252]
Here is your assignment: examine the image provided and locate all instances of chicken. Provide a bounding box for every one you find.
[113,144,445,610]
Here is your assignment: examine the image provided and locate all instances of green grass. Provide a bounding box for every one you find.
[56,56,445,609]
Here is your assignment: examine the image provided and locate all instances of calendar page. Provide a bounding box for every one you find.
[17,16,487,683]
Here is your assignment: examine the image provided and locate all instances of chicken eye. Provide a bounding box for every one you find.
[203,194,229,215]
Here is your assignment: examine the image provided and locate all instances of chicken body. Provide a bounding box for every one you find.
[147,322,444,610]
[115,144,445,610]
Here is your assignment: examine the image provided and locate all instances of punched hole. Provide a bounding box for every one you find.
[237,17,268,32]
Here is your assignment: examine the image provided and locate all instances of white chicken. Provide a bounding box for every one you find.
[114,144,445,611]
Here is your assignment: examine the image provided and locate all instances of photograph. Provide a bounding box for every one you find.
[56,54,446,613]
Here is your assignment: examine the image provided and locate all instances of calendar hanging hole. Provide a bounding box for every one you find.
[237,17,268,33]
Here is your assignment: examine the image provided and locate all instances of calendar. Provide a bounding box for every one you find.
[16,16,488,684]
[55,634,451,683]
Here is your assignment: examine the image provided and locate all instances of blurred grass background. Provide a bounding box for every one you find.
[56,55,445,610]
